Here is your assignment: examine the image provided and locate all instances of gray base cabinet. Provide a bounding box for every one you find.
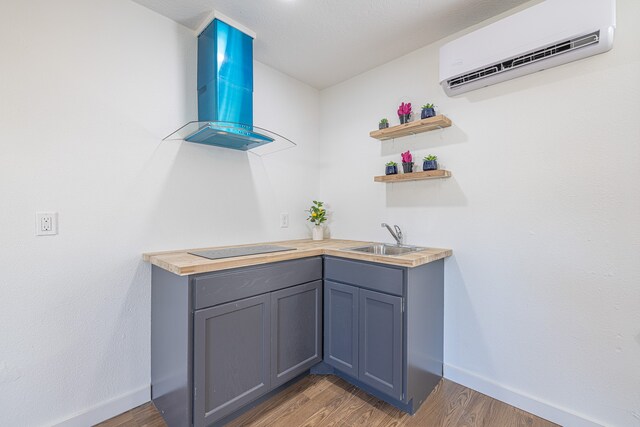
[152,257,323,427]
[193,281,322,426]
[324,281,404,402]
[323,256,444,414]
[152,254,443,425]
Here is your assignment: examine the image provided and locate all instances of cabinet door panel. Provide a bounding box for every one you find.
[271,281,322,387]
[193,294,270,427]
[324,280,359,377]
[359,289,403,400]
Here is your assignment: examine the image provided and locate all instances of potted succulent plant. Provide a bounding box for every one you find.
[307,200,327,241]
[421,103,436,119]
[385,161,398,175]
[401,150,414,173]
[423,154,438,171]
[397,102,412,124]
[379,118,389,130]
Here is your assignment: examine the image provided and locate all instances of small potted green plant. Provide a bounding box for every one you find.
[421,103,436,119]
[385,161,398,175]
[401,150,414,173]
[307,200,327,241]
[379,118,389,130]
[423,154,438,171]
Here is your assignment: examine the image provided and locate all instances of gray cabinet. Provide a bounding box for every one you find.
[152,254,444,424]
[151,257,323,427]
[324,280,403,401]
[323,256,444,415]
[192,281,322,427]
[193,294,270,427]
[271,280,322,387]
[324,281,359,377]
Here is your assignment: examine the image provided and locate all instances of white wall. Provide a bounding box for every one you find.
[0,1,320,426]
[2,0,638,425]
[319,1,640,426]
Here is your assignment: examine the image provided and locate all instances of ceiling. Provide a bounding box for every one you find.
[132,0,532,89]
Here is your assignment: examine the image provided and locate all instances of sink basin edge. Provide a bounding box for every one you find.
[344,243,428,256]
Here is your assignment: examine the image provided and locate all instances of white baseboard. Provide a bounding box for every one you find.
[50,385,150,427]
[45,367,609,427]
[444,364,605,427]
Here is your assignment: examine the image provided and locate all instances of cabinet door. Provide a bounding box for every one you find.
[193,294,270,427]
[359,289,403,401]
[324,280,359,378]
[271,280,322,387]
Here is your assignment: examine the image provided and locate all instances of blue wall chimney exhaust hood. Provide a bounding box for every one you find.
[164,18,295,155]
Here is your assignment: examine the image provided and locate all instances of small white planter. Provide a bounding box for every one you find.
[312,225,324,241]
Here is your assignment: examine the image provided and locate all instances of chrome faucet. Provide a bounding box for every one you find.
[381,223,403,245]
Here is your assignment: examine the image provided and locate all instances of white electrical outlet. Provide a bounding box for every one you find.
[36,212,58,236]
[279,213,289,228]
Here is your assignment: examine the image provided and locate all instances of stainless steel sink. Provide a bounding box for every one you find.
[346,244,427,256]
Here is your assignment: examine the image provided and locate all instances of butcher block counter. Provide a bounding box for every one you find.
[143,238,453,276]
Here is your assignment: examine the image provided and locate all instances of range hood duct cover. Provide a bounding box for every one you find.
[164,18,295,155]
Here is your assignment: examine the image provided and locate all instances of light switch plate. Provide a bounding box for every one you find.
[36,212,58,236]
[279,213,289,228]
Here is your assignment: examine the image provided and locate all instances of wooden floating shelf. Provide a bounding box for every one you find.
[374,169,451,183]
[370,115,452,141]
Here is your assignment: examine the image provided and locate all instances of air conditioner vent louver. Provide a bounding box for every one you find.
[447,31,600,90]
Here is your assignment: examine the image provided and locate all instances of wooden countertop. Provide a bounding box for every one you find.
[143,239,452,276]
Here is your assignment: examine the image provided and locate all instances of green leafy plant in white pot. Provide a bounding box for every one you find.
[307,200,327,240]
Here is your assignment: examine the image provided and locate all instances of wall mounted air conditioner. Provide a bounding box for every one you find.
[439,0,616,96]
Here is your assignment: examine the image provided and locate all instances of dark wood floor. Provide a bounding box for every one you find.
[96,375,558,427]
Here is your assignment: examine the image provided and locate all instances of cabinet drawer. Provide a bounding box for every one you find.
[324,257,403,296]
[194,257,322,309]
